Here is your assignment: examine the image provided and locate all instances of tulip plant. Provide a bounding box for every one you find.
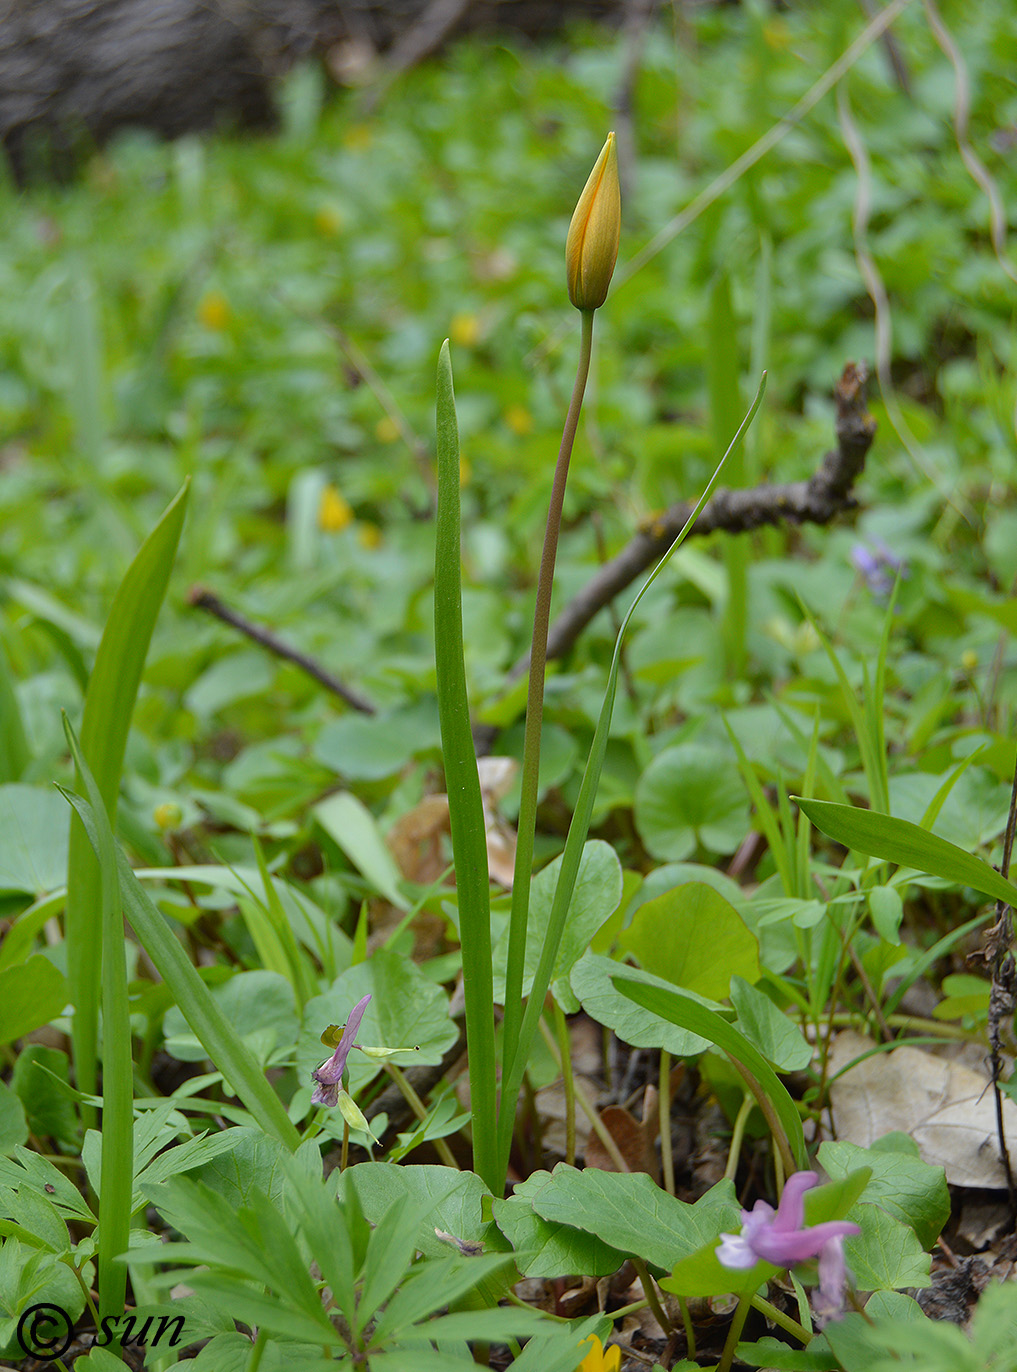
[433,133,765,1198]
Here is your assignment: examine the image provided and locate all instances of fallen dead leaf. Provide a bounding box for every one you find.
[828,1030,1017,1188]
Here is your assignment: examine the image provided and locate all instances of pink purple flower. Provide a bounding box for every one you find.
[311,993,371,1108]
[716,1171,860,1320]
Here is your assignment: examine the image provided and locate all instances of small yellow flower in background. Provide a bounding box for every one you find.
[459,455,471,487]
[358,522,382,551]
[504,403,534,436]
[314,205,344,237]
[763,17,791,49]
[576,1334,621,1372]
[154,802,182,831]
[450,312,480,347]
[961,649,979,672]
[375,416,400,443]
[343,124,373,151]
[565,132,621,311]
[319,484,354,533]
[197,290,231,330]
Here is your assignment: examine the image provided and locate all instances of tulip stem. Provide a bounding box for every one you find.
[500,308,595,1132]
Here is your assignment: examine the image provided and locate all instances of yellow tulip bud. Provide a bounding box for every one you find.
[565,132,620,311]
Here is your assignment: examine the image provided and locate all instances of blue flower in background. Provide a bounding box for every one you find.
[851,538,907,599]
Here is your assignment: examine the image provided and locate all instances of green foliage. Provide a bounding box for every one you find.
[4,0,1017,1362]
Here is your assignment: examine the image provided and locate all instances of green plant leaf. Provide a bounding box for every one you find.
[313,790,409,910]
[736,1337,836,1370]
[493,1186,629,1278]
[0,787,69,895]
[635,743,751,860]
[570,953,713,1057]
[338,1162,491,1260]
[492,840,622,1010]
[844,1203,931,1292]
[433,340,498,1193]
[65,480,189,1113]
[796,797,1017,907]
[8,1048,77,1150]
[518,1164,739,1271]
[0,955,67,1047]
[619,882,759,1000]
[0,642,30,783]
[63,791,299,1150]
[299,950,457,1096]
[611,970,807,1170]
[821,1291,932,1372]
[162,970,299,1064]
[0,1083,28,1155]
[729,976,812,1071]
[818,1138,950,1251]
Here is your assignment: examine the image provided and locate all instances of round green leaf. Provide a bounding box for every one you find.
[619,883,759,1000]
[635,744,750,860]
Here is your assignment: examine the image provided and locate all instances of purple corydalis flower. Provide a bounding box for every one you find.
[850,538,907,600]
[311,993,371,1108]
[717,1171,860,1319]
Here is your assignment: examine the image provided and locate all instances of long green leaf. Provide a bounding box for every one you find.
[708,267,747,674]
[64,790,299,1150]
[433,340,498,1192]
[796,797,1017,908]
[611,971,806,1171]
[0,639,30,782]
[66,480,190,1118]
[61,719,130,1322]
[496,377,767,1178]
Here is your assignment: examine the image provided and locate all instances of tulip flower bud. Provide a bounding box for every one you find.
[565,132,620,311]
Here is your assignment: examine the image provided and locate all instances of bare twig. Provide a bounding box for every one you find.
[364,0,474,112]
[188,585,377,715]
[506,361,875,686]
[974,750,1017,1220]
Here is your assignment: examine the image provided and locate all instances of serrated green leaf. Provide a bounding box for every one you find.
[338,1163,491,1261]
[818,1138,950,1250]
[844,1203,930,1292]
[519,1165,739,1271]
[494,1186,628,1278]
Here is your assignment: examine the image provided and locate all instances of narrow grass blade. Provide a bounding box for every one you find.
[724,720,795,895]
[496,376,767,1177]
[433,341,498,1191]
[66,480,189,1119]
[797,797,1017,908]
[63,790,300,1150]
[61,718,130,1322]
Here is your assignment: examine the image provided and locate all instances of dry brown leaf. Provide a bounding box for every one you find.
[828,1030,1017,1188]
[584,1104,659,1178]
